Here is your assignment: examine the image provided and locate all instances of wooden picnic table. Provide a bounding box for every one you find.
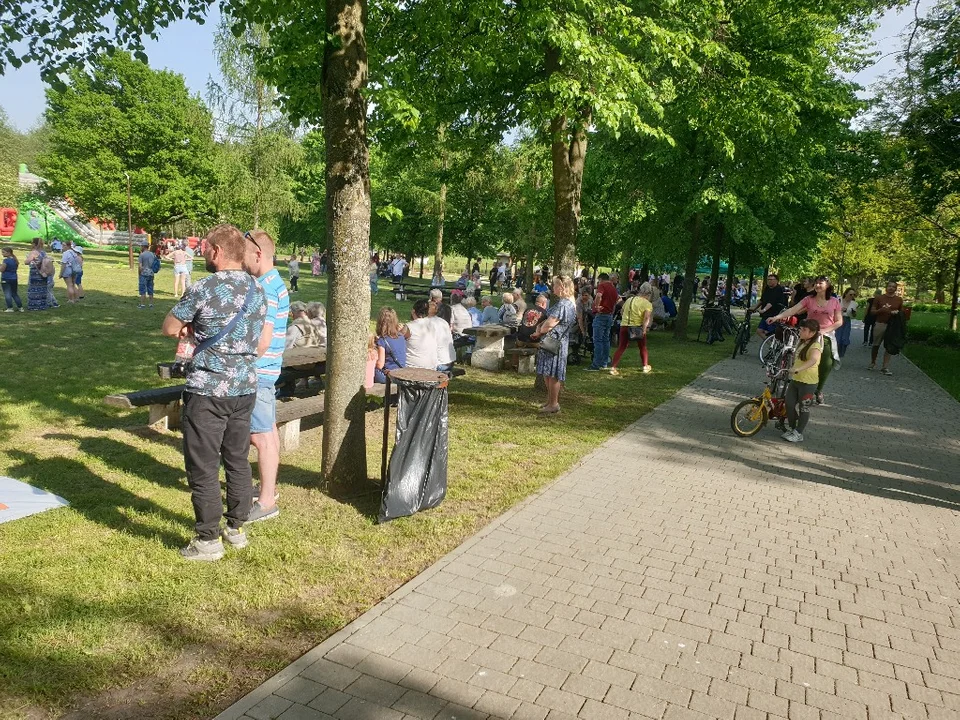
[156,346,326,380]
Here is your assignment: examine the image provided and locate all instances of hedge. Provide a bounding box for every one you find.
[908,303,951,313]
[907,325,960,349]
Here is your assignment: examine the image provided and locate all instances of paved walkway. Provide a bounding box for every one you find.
[217,339,960,720]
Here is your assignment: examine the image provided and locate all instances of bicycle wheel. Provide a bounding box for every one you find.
[731,323,749,359]
[730,398,767,437]
[759,334,780,366]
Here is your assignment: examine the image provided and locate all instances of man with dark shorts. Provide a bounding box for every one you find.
[868,281,904,375]
[162,224,266,561]
[752,273,790,339]
[243,229,289,523]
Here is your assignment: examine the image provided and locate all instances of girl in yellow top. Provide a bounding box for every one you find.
[784,319,822,443]
[610,283,654,376]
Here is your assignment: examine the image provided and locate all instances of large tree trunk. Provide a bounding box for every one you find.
[546,45,590,278]
[550,110,589,277]
[674,212,703,340]
[724,245,735,310]
[708,222,723,302]
[620,252,632,293]
[321,0,371,491]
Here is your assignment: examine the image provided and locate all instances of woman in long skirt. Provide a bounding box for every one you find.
[532,275,577,415]
[25,238,50,311]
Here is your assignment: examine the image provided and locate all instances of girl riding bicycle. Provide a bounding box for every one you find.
[783,319,822,443]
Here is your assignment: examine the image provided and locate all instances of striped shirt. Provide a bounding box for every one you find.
[255,268,290,386]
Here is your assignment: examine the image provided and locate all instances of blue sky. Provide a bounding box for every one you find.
[0,2,933,132]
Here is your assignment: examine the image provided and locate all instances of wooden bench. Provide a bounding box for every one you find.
[274,384,390,451]
[390,284,454,302]
[506,347,538,374]
[104,385,186,431]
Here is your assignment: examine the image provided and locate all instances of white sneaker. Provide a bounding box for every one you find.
[781,429,795,440]
[3,308,13,313]
[785,431,804,443]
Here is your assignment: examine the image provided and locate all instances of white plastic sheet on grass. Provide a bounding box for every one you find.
[0,476,70,524]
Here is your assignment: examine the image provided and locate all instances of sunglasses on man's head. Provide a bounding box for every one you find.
[244,231,262,253]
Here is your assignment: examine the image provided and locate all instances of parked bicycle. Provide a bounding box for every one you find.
[698,303,737,344]
[730,318,800,436]
[731,310,753,359]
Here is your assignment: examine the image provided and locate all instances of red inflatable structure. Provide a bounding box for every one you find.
[0,208,17,237]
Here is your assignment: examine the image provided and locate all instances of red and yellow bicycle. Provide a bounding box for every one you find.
[730,318,799,437]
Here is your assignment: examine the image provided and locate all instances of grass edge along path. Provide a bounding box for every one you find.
[0,251,729,720]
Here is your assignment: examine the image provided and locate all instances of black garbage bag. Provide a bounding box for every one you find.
[379,377,448,523]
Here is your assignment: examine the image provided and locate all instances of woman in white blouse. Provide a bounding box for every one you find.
[837,288,858,358]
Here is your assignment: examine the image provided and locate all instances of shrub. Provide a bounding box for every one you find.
[909,303,950,313]
[908,325,960,348]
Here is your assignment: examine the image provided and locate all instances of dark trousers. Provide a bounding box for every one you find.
[290,275,299,291]
[863,317,875,345]
[2,279,22,309]
[181,392,256,540]
[786,381,816,433]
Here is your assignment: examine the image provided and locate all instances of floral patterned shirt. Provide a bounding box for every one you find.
[171,270,266,397]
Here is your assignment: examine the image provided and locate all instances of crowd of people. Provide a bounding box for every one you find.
[2,230,917,553]
[0,237,86,311]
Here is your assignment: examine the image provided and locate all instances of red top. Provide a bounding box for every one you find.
[594,281,619,315]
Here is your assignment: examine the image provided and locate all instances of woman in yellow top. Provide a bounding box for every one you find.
[784,319,822,443]
[610,282,654,376]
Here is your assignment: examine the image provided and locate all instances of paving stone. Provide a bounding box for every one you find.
[276,704,333,720]
[247,695,294,720]
[308,689,351,715]
[275,678,327,706]
[216,346,960,720]
[391,689,447,719]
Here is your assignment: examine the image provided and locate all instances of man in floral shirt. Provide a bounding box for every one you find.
[162,224,266,561]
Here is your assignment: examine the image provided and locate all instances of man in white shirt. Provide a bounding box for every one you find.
[404,299,455,372]
[390,256,408,284]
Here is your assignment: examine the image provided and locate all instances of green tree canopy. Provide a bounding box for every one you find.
[38,51,218,235]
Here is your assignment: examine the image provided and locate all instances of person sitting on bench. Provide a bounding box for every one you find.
[517,293,548,345]
[404,299,455,375]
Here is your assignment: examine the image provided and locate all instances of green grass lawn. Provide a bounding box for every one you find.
[903,311,960,402]
[0,249,729,720]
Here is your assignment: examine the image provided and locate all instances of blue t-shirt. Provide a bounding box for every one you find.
[533,282,550,294]
[171,270,266,398]
[377,335,407,372]
[255,268,290,386]
[1,257,17,281]
[662,295,677,317]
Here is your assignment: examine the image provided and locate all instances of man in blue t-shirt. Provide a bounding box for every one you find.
[242,229,290,523]
[162,224,266,561]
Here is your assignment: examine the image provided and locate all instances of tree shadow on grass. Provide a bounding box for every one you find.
[0,574,304,720]
[43,433,187,491]
[6,450,190,548]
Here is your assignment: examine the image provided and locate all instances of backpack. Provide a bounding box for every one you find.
[151,256,162,274]
[39,253,55,278]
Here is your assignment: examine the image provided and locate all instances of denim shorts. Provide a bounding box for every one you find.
[757,317,776,335]
[250,385,277,434]
[138,275,155,296]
